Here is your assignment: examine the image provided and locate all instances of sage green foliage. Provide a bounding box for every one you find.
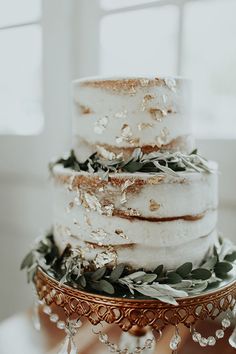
[49,148,213,178]
[21,233,236,304]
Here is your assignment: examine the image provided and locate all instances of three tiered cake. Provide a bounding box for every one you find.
[22,76,236,304]
[52,77,218,271]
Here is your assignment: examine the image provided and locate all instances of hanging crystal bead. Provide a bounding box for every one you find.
[207,336,216,346]
[222,318,231,328]
[43,305,52,315]
[57,335,78,354]
[199,337,208,347]
[229,327,236,348]
[215,329,224,339]
[192,332,201,343]
[32,299,41,331]
[169,334,181,350]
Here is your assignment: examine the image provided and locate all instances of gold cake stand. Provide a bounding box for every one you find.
[34,267,236,353]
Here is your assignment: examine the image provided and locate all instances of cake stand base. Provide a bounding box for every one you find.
[34,268,236,353]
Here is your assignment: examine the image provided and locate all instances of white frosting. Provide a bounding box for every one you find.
[72,76,194,161]
[52,165,218,270]
[50,75,219,272]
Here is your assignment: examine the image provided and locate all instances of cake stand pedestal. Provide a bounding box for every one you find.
[34,268,236,353]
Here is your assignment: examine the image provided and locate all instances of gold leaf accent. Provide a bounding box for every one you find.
[149,199,161,212]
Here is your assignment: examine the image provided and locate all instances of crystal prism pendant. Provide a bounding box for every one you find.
[32,300,41,331]
[70,337,78,354]
[229,327,236,348]
[57,335,78,354]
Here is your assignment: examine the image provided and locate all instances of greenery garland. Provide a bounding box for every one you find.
[21,232,236,305]
[49,148,214,179]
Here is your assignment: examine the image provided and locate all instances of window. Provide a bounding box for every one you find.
[99,0,236,139]
[0,0,43,135]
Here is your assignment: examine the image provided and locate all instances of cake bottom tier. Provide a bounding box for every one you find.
[54,228,217,271]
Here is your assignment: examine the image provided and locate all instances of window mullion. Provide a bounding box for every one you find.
[0,20,41,32]
[100,0,187,16]
[177,3,185,75]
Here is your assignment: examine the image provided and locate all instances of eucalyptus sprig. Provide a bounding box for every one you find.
[21,234,236,305]
[49,148,214,179]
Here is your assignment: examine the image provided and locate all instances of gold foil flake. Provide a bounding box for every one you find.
[96,145,116,160]
[149,199,161,211]
[121,179,135,192]
[138,122,153,131]
[129,137,140,146]
[141,94,155,111]
[117,152,124,159]
[120,179,135,204]
[94,249,117,268]
[115,229,128,240]
[84,214,91,226]
[120,192,128,205]
[149,107,167,121]
[79,104,92,114]
[67,175,75,191]
[74,194,81,206]
[140,78,150,87]
[103,204,114,216]
[83,192,102,213]
[128,208,141,216]
[114,110,128,118]
[164,78,177,92]
[156,127,170,146]
[147,176,165,184]
[121,123,132,139]
[90,228,108,243]
[129,86,137,95]
[116,123,133,144]
[94,116,109,134]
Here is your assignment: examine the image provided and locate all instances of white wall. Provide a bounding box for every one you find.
[0,0,75,321]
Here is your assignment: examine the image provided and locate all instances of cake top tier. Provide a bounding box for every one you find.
[72,76,194,161]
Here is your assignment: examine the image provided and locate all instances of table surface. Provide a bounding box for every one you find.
[0,309,234,354]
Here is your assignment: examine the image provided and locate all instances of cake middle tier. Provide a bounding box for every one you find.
[52,165,218,270]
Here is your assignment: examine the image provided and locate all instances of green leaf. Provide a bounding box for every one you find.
[154,265,164,278]
[134,273,157,284]
[167,272,182,284]
[224,251,236,262]
[78,275,86,288]
[123,161,144,173]
[27,268,36,283]
[109,264,125,282]
[214,262,233,276]
[91,267,106,281]
[91,280,115,294]
[201,256,218,270]
[191,268,212,280]
[176,262,193,277]
[191,149,198,155]
[20,251,34,270]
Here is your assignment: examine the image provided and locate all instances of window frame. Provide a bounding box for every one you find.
[74,0,236,209]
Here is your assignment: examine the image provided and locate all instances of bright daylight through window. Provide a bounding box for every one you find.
[99,0,236,138]
[0,0,43,135]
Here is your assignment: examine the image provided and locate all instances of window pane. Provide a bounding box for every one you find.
[0,0,41,27]
[182,0,236,138]
[101,0,160,10]
[0,25,43,135]
[100,6,179,76]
